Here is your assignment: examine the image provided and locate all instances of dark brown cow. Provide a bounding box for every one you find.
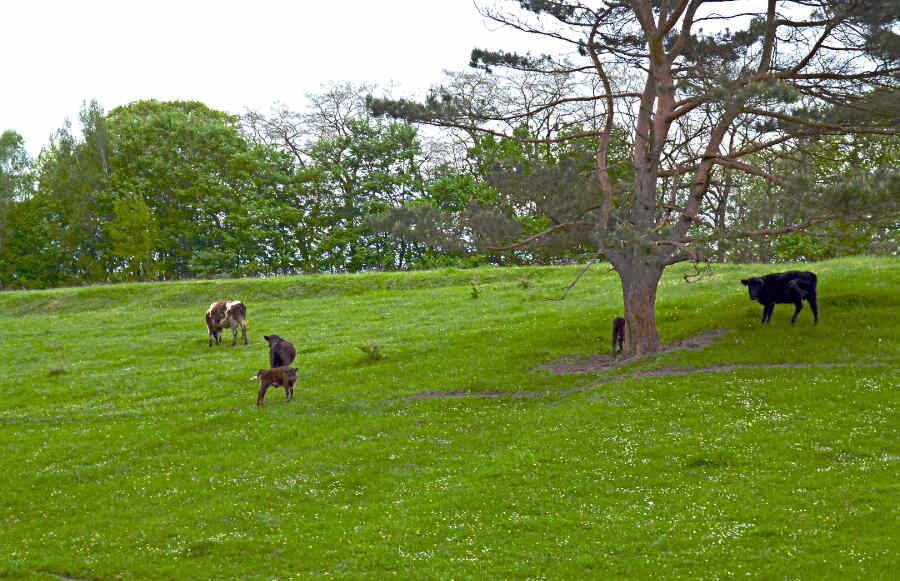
[257,366,298,405]
[206,301,248,347]
[612,316,625,356]
[264,334,296,368]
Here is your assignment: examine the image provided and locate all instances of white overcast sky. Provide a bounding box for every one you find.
[1,0,557,158]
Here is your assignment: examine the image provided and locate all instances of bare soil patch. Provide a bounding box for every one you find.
[538,328,727,375]
[406,329,727,400]
[405,328,886,400]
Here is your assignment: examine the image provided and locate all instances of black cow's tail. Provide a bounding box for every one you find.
[805,272,818,298]
[807,272,819,324]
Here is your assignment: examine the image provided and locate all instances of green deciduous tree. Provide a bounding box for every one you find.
[0,130,34,269]
[303,117,427,271]
[4,99,307,287]
[246,84,445,272]
[105,100,255,277]
[31,102,113,284]
[0,130,33,202]
[0,196,61,289]
[106,193,158,281]
[104,99,305,279]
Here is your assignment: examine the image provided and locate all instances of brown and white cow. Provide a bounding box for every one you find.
[206,301,248,347]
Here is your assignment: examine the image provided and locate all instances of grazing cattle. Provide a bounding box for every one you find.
[206,301,248,346]
[612,317,626,356]
[264,334,296,368]
[257,366,298,405]
[740,271,818,325]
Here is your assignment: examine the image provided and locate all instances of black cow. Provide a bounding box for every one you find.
[264,334,296,368]
[740,271,818,325]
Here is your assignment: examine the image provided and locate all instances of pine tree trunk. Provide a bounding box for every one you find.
[616,260,664,358]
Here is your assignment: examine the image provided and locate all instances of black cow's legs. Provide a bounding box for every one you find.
[790,300,803,325]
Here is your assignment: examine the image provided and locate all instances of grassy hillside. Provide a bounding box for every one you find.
[1,257,897,580]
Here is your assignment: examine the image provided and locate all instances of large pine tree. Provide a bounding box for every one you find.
[371,0,899,357]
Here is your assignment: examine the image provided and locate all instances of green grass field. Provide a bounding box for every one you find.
[1,257,897,580]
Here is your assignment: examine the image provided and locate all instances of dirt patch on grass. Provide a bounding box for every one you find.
[48,573,94,581]
[406,328,729,400]
[407,389,544,400]
[539,328,728,375]
[405,327,887,400]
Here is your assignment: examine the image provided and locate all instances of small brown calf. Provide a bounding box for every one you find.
[612,317,625,356]
[257,366,298,406]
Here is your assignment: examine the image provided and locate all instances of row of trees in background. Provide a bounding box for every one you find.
[0,96,468,288]
[2,89,894,291]
[0,4,897,321]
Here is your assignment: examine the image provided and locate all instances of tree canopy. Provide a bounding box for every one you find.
[0,95,441,287]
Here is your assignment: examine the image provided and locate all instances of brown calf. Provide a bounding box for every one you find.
[257,366,298,406]
[612,317,625,356]
[206,301,248,347]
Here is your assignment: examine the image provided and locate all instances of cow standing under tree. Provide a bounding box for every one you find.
[206,301,248,346]
[612,317,626,356]
[740,271,818,325]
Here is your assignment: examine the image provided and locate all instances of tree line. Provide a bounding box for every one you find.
[0,96,450,288]
[2,86,893,291]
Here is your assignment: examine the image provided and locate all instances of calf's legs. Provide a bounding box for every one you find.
[257,382,269,406]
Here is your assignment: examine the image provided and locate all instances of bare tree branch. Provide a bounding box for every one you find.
[487,221,590,251]
[544,259,614,301]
